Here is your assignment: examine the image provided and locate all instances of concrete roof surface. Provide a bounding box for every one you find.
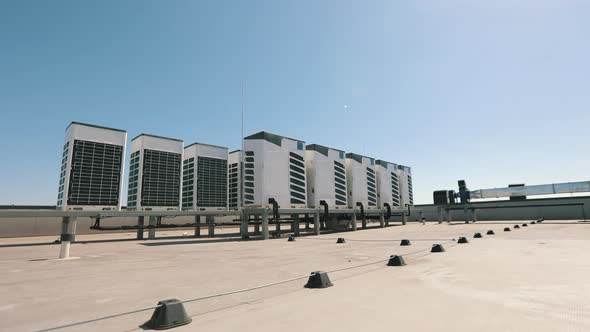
[0,221,589,331]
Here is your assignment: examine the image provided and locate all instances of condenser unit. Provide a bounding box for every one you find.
[345,153,378,209]
[375,160,401,209]
[182,143,228,211]
[305,144,348,209]
[57,122,127,211]
[228,150,242,210]
[127,134,183,211]
[243,131,307,208]
[398,165,414,207]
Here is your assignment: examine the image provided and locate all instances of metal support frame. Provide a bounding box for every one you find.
[3,206,415,261]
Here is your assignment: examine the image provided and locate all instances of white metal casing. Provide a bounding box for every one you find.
[305,144,348,208]
[182,143,228,211]
[345,153,378,209]
[228,150,242,209]
[57,122,127,211]
[375,160,401,209]
[398,165,414,207]
[243,132,307,208]
[127,134,183,211]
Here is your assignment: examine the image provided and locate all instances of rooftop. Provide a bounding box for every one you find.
[1,220,588,331]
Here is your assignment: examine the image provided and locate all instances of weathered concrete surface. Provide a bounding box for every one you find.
[0,221,589,331]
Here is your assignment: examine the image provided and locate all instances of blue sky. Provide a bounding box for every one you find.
[1,0,589,205]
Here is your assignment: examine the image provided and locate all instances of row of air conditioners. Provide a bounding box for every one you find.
[58,124,413,212]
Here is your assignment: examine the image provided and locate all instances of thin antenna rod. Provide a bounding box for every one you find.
[241,82,244,209]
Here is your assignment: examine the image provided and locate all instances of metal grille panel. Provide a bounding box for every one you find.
[181,158,195,209]
[289,152,306,205]
[334,160,347,206]
[391,171,400,206]
[243,151,255,204]
[141,149,181,207]
[228,162,240,208]
[367,167,377,206]
[408,175,414,205]
[67,140,123,206]
[196,156,227,208]
[57,141,69,207]
[127,151,140,207]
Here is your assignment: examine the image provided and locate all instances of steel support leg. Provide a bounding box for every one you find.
[262,210,269,240]
[379,211,385,228]
[464,207,470,224]
[351,212,357,231]
[207,216,214,238]
[148,216,157,239]
[293,214,300,236]
[313,211,320,236]
[240,211,248,238]
[59,216,77,259]
[136,216,144,240]
[194,215,201,237]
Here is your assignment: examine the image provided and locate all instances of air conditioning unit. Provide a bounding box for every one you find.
[127,134,183,211]
[398,165,414,207]
[228,150,242,210]
[375,160,401,209]
[305,144,348,209]
[345,153,378,209]
[182,143,228,211]
[57,122,127,211]
[243,131,307,208]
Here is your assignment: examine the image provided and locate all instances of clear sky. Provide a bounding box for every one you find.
[1,0,589,205]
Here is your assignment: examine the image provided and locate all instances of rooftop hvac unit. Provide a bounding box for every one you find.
[345,153,378,209]
[228,150,242,210]
[305,144,348,209]
[243,131,307,208]
[57,122,127,211]
[398,165,414,207]
[127,134,183,211]
[182,143,228,211]
[375,160,401,209]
